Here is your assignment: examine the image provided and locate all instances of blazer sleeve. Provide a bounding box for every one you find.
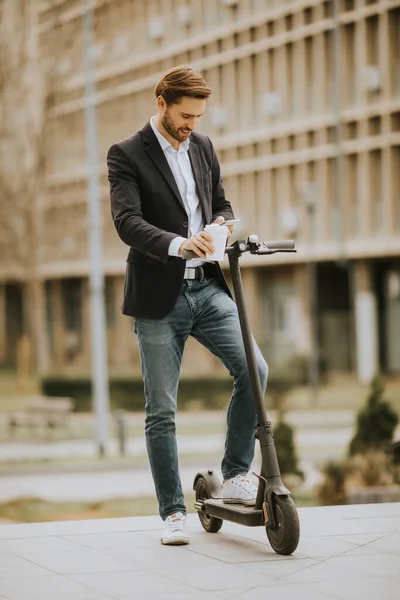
[107,143,177,263]
[207,137,235,223]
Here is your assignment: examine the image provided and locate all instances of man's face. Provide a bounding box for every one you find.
[158,96,206,143]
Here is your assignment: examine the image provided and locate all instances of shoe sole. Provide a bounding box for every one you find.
[161,537,189,546]
[222,498,256,506]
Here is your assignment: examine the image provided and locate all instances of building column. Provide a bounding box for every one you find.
[354,261,379,383]
[293,264,312,356]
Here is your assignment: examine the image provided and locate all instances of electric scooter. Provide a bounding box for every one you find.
[184,235,300,556]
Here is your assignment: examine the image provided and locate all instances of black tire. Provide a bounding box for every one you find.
[266,495,300,555]
[195,478,223,533]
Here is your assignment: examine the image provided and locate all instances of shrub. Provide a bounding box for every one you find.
[349,376,399,456]
[349,451,394,487]
[317,450,398,506]
[274,419,304,479]
[41,374,235,412]
[41,371,300,413]
[317,459,351,506]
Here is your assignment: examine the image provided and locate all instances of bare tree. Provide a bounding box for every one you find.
[0,0,60,375]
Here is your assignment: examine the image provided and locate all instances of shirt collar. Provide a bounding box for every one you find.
[150,116,190,153]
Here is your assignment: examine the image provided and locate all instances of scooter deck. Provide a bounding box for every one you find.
[203,498,264,527]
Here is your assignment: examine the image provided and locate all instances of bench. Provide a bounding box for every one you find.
[9,396,74,436]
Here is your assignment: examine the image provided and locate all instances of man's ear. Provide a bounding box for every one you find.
[156,95,166,111]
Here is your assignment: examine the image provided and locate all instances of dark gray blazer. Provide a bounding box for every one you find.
[107,121,234,317]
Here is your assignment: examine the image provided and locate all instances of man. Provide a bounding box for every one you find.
[107,65,268,545]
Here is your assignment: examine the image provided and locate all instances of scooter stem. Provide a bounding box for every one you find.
[228,245,288,508]
[227,247,268,424]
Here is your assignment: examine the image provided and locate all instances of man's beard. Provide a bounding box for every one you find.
[161,110,190,143]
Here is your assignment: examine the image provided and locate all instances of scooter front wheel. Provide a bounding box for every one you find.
[266,495,300,555]
[195,477,223,533]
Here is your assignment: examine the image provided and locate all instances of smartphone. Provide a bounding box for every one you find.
[224,219,241,226]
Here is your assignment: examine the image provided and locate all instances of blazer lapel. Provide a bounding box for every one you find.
[141,123,186,213]
[188,143,211,223]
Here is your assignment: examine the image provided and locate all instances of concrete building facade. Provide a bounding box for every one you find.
[1,0,400,384]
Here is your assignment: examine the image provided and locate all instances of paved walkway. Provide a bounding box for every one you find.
[0,502,398,599]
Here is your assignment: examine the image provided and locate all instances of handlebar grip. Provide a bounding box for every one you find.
[263,239,296,251]
[181,249,199,260]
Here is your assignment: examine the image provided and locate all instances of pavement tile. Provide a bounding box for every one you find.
[61,531,218,570]
[181,530,280,563]
[340,535,400,556]
[0,536,134,574]
[306,575,400,600]
[277,559,359,584]
[0,575,115,600]
[0,548,54,578]
[293,535,358,558]
[210,527,363,560]
[190,524,268,546]
[117,592,221,600]
[212,590,250,599]
[370,516,400,532]
[330,532,389,547]
[0,515,162,540]
[153,563,283,591]
[70,570,199,598]
[340,540,398,557]
[350,532,400,554]
[298,503,400,521]
[327,553,400,577]
[299,517,394,537]
[220,516,390,545]
[238,557,319,578]
[232,584,338,600]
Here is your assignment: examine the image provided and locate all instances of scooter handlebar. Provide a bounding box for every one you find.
[181,249,199,260]
[181,239,296,260]
[261,239,295,251]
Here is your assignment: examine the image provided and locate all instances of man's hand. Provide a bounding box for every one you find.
[179,231,214,258]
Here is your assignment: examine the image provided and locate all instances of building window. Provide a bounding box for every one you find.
[346,154,359,237]
[392,146,400,231]
[343,24,355,107]
[45,281,55,354]
[369,150,382,234]
[305,36,314,113]
[61,278,82,361]
[388,8,400,97]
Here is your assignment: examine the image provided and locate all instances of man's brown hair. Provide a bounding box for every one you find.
[155,65,211,105]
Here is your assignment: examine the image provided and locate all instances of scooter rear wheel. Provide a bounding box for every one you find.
[266,495,300,555]
[195,477,223,533]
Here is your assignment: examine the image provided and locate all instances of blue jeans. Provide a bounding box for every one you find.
[134,277,268,520]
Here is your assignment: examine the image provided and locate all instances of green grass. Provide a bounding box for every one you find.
[0,495,163,523]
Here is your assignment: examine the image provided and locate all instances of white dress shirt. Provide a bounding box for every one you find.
[149,117,205,268]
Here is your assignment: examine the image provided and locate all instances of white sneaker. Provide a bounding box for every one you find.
[222,474,257,506]
[161,512,189,545]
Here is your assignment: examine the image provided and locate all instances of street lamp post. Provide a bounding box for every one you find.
[299,181,319,407]
[83,0,110,457]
